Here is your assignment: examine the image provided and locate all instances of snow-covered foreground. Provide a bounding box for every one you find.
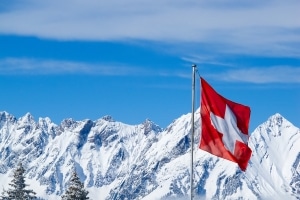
[0,110,299,199]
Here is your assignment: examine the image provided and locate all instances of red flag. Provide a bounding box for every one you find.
[199,78,252,171]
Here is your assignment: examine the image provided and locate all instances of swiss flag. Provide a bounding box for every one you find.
[199,78,252,171]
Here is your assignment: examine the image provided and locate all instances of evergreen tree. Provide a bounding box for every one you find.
[0,189,9,200]
[0,163,37,200]
[61,170,89,200]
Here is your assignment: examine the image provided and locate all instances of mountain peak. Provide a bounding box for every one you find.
[266,113,288,128]
[269,112,284,120]
[60,118,77,129]
[0,111,15,122]
[252,113,296,140]
[0,111,299,199]
[19,112,34,124]
[143,118,153,124]
[142,118,162,135]
[101,115,114,122]
[0,111,10,116]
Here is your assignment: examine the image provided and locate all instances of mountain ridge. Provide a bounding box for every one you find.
[0,110,299,199]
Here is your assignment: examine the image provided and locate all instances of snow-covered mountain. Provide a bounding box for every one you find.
[0,110,299,200]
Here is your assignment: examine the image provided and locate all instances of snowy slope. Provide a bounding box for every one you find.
[0,110,299,200]
[247,113,300,199]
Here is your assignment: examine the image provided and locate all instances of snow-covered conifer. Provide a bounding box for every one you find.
[0,163,36,200]
[61,170,89,200]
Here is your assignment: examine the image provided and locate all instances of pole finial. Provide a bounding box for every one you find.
[192,64,197,68]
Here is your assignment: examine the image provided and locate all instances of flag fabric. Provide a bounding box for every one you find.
[199,78,252,171]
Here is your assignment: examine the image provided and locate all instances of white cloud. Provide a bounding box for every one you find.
[0,57,189,77]
[0,0,299,57]
[0,0,299,74]
[208,66,300,83]
[181,55,235,68]
[0,58,145,75]
[1,58,299,84]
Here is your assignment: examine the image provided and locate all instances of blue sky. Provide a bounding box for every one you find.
[0,0,299,132]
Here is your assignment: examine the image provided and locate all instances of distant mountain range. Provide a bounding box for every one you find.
[0,110,299,199]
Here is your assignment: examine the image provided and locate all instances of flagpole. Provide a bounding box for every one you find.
[190,64,196,200]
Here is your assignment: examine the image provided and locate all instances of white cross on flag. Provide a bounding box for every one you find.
[199,78,252,171]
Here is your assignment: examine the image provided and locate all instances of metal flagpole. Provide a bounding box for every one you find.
[190,64,196,200]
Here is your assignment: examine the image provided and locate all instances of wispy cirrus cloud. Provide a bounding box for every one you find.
[2,58,299,84]
[0,57,191,77]
[0,58,145,75]
[0,58,300,84]
[207,66,300,83]
[0,0,299,57]
[181,55,235,68]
